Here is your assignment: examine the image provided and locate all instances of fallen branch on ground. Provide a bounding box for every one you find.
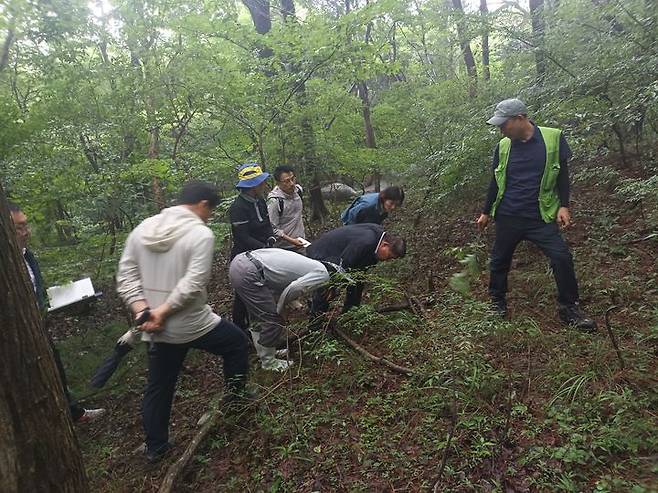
[623,233,657,245]
[159,410,219,493]
[376,302,412,313]
[158,379,289,492]
[378,294,432,316]
[604,306,625,370]
[333,326,414,376]
[405,294,428,319]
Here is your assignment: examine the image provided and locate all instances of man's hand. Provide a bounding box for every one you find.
[288,237,304,247]
[476,213,490,232]
[556,207,571,228]
[139,303,172,333]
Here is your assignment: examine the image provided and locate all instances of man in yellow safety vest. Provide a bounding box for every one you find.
[477,98,596,331]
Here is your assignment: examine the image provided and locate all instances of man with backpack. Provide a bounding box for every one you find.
[267,165,307,252]
[341,186,405,225]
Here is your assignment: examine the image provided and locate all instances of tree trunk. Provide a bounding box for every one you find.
[280,0,295,20]
[298,84,328,220]
[357,81,380,192]
[147,95,165,211]
[261,0,328,220]
[0,27,15,72]
[358,83,376,149]
[243,0,272,35]
[0,183,88,493]
[480,0,490,81]
[529,0,548,84]
[451,0,477,95]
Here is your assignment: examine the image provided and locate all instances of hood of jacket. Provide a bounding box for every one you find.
[140,205,205,253]
[268,184,302,200]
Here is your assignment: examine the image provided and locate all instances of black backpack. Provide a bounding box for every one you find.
[273,185,303,214]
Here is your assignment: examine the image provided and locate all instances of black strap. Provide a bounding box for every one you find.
[245,251,266,279]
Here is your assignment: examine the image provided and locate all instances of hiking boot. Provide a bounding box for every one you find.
[223,386,259,405]
[222,387,260,416]
[145,441,174,463]
[76,408,106,423]
[490,298,508,319]
[559,303,597,331]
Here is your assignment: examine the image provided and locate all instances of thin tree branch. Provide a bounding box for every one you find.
[333,326,414,376]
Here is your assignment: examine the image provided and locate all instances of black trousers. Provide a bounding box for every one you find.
[43,318,85,421]
[142,319,249,453]
[51,344,85,421]
[311,281,365,315]
[231,294,249,331]
[489,214,580,305]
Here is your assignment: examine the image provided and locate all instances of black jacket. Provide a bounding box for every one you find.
[229,193,274,259]
[24,248,47,311]
[307,224,384,270]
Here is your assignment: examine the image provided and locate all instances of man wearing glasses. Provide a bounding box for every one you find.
[477,98,596,331]
[267,165,307,253]
[9,201,106,423]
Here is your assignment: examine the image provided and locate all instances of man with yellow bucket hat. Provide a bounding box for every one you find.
[228,163,276,330]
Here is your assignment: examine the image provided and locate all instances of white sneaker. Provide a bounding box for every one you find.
[76,408,106,423]
[261,358,293,372]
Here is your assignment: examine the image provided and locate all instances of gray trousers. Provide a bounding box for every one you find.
[228,253,285,348]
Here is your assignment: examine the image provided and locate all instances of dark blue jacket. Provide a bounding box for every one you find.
[341,193,387,225]
[307,224,384,270]
[229,193,274,259]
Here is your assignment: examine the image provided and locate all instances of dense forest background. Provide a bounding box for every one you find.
[1,0,657,491]
[2,0,656,276]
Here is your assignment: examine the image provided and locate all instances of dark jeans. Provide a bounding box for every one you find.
[142,319,249,452]
[44,318,85,421]
[489,214,579,305]
[311,281,365,315]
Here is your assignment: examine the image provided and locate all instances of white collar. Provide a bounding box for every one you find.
[374,231,385,255]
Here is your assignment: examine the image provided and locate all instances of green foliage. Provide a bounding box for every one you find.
[446,242,485,296]
[2,0,655,277]
[56,319,140,399]
[3,0,658,490]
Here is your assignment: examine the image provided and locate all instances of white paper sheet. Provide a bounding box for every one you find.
[47,277,96,311]
[296,237,311,248]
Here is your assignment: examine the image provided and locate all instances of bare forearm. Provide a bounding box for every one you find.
[129,299,149,316]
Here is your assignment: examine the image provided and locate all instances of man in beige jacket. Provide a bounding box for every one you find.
[116,181,249,463]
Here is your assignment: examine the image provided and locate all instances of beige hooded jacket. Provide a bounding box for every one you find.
[116,206,220,344]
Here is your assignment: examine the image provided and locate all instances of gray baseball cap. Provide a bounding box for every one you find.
[486,98,528,126]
